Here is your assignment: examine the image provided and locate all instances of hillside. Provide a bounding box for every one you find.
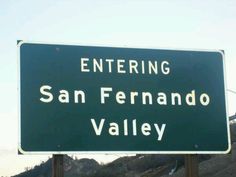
[161,143,236,177]
[12,154,212,177]
[13,156,100,177]
[12,150,235,177]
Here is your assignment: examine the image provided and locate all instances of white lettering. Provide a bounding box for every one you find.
[74,90,86,103]
[142,92,153,105]
[101,87,112,104]
[129,60,138,74]
[200,93,210,106]
[124,119,128,136]
[154,124,166,141]
[58,90,69,103]
[161,61,170,74]
[171,93,182,105]
[157,92,167,105]
[130,92,138,104]
[141,123,151,136]
[148,61,158,74]
[116,91,126,104]
[109,123,119,135]
[93,58,103,72]
[81,58,90,72]
[40,85,53,103]
[117,59,126,73]
[133,119,137,136]
[186,90,196,106]
[105,59,114,73]
[91,119,105,135]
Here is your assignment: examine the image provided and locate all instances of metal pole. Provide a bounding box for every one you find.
[52,154,64,177]
[185,154,199,177]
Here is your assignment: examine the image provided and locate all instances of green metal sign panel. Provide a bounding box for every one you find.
[18,41,230,154]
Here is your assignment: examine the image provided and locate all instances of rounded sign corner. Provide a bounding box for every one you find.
[18,145,27,155]
[216,50,225,60]
[223,143,232,154]
[17,40,27,48]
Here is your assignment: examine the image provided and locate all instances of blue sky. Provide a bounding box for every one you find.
[0,0,236,176]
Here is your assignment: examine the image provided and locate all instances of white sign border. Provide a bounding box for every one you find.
[17,40,231,155]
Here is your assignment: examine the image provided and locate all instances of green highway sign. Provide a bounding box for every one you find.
[18,41,230,154]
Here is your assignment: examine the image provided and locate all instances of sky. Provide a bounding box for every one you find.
[0,0,236,176]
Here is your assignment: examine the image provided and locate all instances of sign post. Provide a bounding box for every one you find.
[185,155,199,177]
[52,154,64,177]
[18,41,230,154]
